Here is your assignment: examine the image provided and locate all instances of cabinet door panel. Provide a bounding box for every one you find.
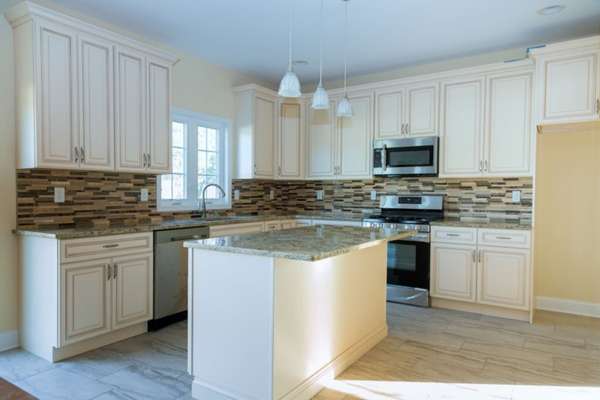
[278,102,302,178]
[542,53,598,122]
[38,23,78,168]
[254,96,275,177]
[376,90,403,138]
[307,103,336,178]
[79,34,114,171]
[407,84,438,136]
[440,78,484,176]
[112,253,153,329]
[62,261,111,345]
[431,243,477,302]
[338,95,372,178]
[116,47,146,171]
[147,58,171,173]
[478,247,530,310]
[486,72,532,175]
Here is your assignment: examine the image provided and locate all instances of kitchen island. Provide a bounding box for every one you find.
[184,225,414,400]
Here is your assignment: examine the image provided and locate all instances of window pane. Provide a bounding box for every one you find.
[161,174,173,200]
[206,128,218,151]
[198,127,207,151]
[198,151,207,175]
[172,147,185,174]
[172,122,185,147]
[206,152,217,175]
[172,174,186,199]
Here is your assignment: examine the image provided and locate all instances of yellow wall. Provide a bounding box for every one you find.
[534,124,600,304]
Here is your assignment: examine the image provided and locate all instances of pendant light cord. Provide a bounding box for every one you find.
[288,0,294,72]
[343,0,349,95]
[318,0,324,86]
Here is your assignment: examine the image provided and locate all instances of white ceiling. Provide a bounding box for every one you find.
[7,0,600,84]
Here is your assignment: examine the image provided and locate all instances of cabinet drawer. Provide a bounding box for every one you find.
[431,227,477,245]
[61,233,153,264]
[478,229,531,249]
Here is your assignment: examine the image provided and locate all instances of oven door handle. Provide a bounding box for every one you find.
[381,144,387,171]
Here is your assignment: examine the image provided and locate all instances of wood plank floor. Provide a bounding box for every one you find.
[314,303,600,399]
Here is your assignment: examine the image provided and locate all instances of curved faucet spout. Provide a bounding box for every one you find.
[201,183,226,218]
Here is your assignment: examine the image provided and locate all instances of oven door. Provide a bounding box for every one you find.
[373,137,438,176]
[386,238,430,291]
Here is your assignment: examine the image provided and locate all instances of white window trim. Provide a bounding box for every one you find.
[158,108,232,212]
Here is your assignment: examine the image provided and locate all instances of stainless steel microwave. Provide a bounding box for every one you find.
[373,136,439,177]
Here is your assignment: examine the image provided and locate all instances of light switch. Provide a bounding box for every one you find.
[54,187,65,203]
[316,190,324,200]
[511,190,521,203]
[140,188,149,202]
[234,189,240,200]
[370,190,377,201]
[269,189,275,200]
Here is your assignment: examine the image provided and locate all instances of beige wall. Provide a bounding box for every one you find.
[534,125,600,304]
[0,14,18,334]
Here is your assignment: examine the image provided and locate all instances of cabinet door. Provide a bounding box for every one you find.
[112,253,153,329]
[78,34,114,171]
[478,247,530,310]
[431,243,477,302]
[307,101,337,178]
[376,88,404,138]
[338,95,373,179]
[254,95,275,178]
[38,22,79,168]
[407,83,438,137]
[278,102,303,179]
[116,46,146,171]
[540,52,599,123]
[147,57,172,173]
[440,77,485,177]
[485,72,533,176]
[61,260,111,346]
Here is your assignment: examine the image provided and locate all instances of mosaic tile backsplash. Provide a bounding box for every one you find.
[16,169,533,229]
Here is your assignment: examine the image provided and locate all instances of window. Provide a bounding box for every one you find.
[158,109,231,211]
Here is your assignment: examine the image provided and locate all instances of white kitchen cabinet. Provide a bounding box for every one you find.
[276,101,304,179]
[306,100,337,178]
[478,247,530,310]
[8,2,176,173]
[338,94,373,179]
[375,82,438,138]
[531,38,600,124]
[78,33,114,171]
[440,76,485,177]
[234,86,277,179]
[485,71,533,176]
[112,253,153,329]
[61,259,111,346]
[431,243,477,302]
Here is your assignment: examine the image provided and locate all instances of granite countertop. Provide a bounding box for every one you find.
[13,214,365,240]
[183,225,415,262]
[430,219,532,231]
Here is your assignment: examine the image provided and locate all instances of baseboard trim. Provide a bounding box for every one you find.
[0,330,19,353]
[432,298,531,322]
[536,296,600,318]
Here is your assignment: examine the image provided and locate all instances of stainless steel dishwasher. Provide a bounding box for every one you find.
[150,226,209,330]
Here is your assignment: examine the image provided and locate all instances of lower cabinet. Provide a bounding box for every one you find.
[478,247,530,310]
[430,243,477,302]
[112,253,153,330]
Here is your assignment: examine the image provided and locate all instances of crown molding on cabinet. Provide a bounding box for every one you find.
[529,35,600,57]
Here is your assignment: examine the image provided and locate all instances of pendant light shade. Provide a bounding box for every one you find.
[279,0,301,98]
[336,0,352,117]
[312,0,329,109]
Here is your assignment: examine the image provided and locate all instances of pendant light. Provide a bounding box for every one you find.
[336,0,352,117]
[311,0,329,109]
[278,0,301,98]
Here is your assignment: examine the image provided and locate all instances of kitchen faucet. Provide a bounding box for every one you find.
[201,183,226,219]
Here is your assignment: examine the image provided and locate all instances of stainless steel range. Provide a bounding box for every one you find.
[363,194,444,307]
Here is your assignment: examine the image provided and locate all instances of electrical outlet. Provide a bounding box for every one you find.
[370,190,377,201]
[269,189,275,200]
[316,190,324,200]
[54,187,65,203]
[511,190,521,203]
[140,188,149,202]
[234,189,240,200]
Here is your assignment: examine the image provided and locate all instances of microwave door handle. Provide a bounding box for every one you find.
[382,145,387,171]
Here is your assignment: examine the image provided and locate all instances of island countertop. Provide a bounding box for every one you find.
[183,225,415,261]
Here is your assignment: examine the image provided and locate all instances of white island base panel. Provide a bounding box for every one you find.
[188,242,388,400]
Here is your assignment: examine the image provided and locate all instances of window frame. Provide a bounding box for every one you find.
[158,108,232,212]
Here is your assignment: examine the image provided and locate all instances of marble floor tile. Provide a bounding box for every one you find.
[99,364,191,400]
[0,349,56,382]
[16,368,112,400]
[57,348,137,380]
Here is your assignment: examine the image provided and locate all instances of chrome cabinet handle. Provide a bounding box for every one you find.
[278,166,282,176]
[74,147,80,162]
[484,160,488,172]
[446,233,460,237]
[102,243,119,249]
[113,264,118,279]
[597,98,600,114]
[478,249,483,263]
[143,154,147,168]
[479,160,483,172]
[472,250,476,263]
[107,264,112,281]
[405,123,410,135]
[495,236,513,240]
[147,153,151,167]
[80,147,85,163]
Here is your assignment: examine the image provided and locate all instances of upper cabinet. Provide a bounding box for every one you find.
[276,100,304,180]
[531,37,600,124]
[7,2,176,173]
[306,100,337,178]
[375,81,438,138]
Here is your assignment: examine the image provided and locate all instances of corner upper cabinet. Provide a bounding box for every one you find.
[531,38,600,124]
[234,85,276,179]
[276,100,304,180]
[7,2,176,173]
